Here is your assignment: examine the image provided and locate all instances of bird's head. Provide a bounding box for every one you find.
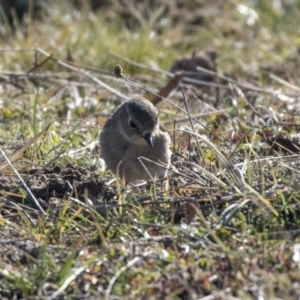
[121,97,158,147]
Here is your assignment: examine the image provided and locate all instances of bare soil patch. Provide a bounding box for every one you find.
[0,164,116,206]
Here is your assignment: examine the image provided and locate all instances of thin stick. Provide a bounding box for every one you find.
[0,148,46,215]
[105,250,152,297]
[163,109,227,125]
[35,47,130,101]
[181,86,203,159]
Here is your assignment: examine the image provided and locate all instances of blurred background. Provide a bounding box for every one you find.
[0,0,299,79]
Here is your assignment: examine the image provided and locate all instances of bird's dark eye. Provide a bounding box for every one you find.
[129,119,137,128]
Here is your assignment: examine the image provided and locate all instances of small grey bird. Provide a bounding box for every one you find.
[100,95,171,183]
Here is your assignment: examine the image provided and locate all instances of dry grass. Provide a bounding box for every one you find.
[0,0,300,299]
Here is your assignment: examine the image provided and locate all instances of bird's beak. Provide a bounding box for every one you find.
[143,133,153,148]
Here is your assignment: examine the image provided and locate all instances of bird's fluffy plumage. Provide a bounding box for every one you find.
[100,95,171,182]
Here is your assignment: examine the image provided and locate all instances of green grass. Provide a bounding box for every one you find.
[0,0,300,299]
